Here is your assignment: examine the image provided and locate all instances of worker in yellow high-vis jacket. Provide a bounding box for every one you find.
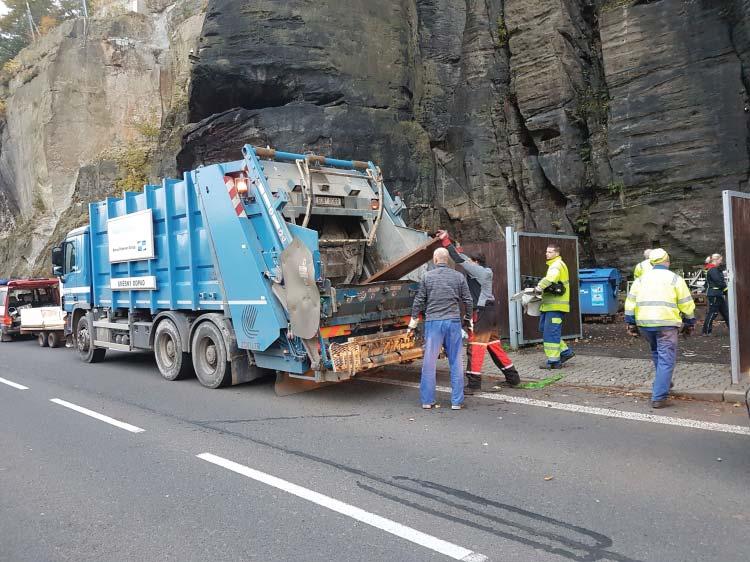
[624,248,696,409]
[534,243,574,369]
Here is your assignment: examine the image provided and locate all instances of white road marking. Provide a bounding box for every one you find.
[360,377,750,437]
[49,399,145,433]
[197,453,488,562]
[0,377,28,390]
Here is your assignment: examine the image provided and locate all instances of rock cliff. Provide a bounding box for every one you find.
[0,0,204,275]
[1,0,749,275]
[181,0,750,269]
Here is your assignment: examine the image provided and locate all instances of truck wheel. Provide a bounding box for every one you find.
[38,333,49,347]
[76,315,106,363]
[154,320,193,381]
[191,321,229,388]
[48,332,61,348]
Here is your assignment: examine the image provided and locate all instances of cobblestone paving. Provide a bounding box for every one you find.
[397,348,749,402]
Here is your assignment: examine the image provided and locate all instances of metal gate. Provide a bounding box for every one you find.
[505,228,582,349]
[722,191,750,384]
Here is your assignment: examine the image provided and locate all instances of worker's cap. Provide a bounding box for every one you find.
[649,248,669,264]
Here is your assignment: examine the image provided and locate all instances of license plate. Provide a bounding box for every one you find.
[315,196,343,207]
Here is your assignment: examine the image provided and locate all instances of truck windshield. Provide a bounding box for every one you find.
[0,289,5,308]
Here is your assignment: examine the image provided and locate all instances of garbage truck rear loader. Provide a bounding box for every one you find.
[52,145,428,391]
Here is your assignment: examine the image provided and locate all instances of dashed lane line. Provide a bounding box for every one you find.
[360,377,750,437]
[49,398,145,433]
[197,453,489,562]
[0,376,29,390]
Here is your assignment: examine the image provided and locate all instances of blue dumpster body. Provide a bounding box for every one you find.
[579,268,621,316]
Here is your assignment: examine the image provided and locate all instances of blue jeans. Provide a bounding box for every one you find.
[641,327,679,401]
[420,319,464,406]
[539,311,572,364]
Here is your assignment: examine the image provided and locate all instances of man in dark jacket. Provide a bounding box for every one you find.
[702,253,730,336]
[436,230,520,393]
[409,247,474,410]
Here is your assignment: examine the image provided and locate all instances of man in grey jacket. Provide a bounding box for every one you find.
[409,247,473,410]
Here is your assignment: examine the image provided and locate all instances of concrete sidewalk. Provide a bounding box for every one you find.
[393,349,749,403]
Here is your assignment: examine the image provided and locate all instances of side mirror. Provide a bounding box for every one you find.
[7,307,17,317]
[51,245,63,267]
[52,265,63,277]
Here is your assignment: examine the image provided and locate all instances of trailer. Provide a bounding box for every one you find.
[20,306,66,348]
[52,145,429,392]
[1,278,60,342]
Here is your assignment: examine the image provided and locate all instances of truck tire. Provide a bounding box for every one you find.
[76,315,106,363]
[154,320,193,381]
[48,331,61,348]
[38,333,49,347]
[191,321,229,389]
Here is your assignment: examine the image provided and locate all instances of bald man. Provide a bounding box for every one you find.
[409,248,474,410]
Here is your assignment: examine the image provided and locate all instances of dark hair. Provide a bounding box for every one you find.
[547,244,561,253]
[470,252,487,266]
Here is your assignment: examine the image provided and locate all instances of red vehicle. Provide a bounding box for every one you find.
[0,279,60,342]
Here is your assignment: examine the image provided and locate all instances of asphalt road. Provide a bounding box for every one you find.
[1,339,748,562]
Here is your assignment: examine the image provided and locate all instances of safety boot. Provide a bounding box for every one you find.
[560,350,575,365]
[539,362,562,370]
[502,366,521,386]
[464,373,482,395]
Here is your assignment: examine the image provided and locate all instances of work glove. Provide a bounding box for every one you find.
[681,323,695,337]
[462,315,474,334]
[435,229,452,247]
[406,317,419,335]
[626,324,639,337]
[533,286,544,297]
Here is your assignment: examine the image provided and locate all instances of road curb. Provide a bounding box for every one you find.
[723,388,749,404]
[396,364,743,403]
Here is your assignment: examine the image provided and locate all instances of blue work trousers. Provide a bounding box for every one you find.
[641,327,679,401]
[420,319,464,406]
[539,311,572,364]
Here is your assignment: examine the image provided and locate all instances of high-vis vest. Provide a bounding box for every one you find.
[539,256,570,313]
[633,259,652,279]
[625,267,695,327]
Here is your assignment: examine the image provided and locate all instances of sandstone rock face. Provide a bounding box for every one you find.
[591,0,750,265]
[1,0,749,275]
[181,0,750,270]
[0,1,204,276]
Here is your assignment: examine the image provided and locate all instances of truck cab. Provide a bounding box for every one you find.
[52,226,93,335]
[0,278,60,342]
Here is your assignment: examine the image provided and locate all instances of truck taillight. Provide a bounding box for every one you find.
[1,315,10,327]
[235,177,249,195]
[225,175,249,196]
[370,199,380,210]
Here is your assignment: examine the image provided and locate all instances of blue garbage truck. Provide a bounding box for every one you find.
[51,145,428,392]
